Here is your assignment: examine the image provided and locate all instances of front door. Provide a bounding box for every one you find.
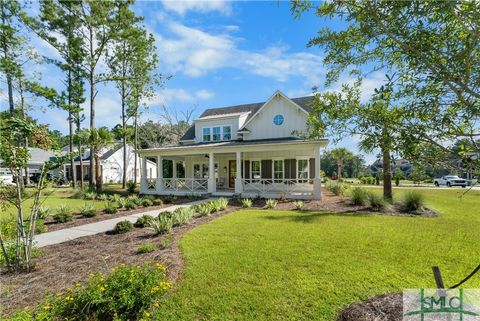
[228,160,236,188]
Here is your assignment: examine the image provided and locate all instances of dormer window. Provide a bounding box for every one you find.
[203,128,211,142]
[202,125,232,142]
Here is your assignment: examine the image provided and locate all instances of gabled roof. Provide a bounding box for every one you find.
[65,143,124,162]
[180,94,314,141]
[28,148,55,164]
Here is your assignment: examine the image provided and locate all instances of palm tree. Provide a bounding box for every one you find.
[85,127,113,192]
[330,147,354,180]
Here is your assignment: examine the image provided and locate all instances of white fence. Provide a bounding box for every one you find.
[162,178,208,193]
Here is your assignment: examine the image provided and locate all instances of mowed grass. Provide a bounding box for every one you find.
[0,186,118,220]
[153,189,480,320]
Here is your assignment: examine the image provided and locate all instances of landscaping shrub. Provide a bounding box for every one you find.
[109,194,123,203]
[103,202,118,214]
[127,195,141,206]
[134,214,154,228]
[53,205,74,223]
[117,197,127,209]
[172,207,195,226]
[35,219,48,233]
[152,198,163,206]
[241,198,252,208]
[160,234,173,249]
[327,181,348,196]
[37,206,51,220]
[137,242,156,254]
[148,213,174,234]
[84,191,97,200]
[113,220,134,234]
[265,199,278,209]
[79,203,97,218]
[125,200,137,210]
[0,241,42,269]
[197,202,213,216]
[293,200,304,210]
[400,191,425,213]
[367,192,387,211]
[349,187,368,206]
[141,198,153,207]
[97,194,108,201]
[8,263,172,321]
[126,180,136,194]
[163,196,174,204]
[215,198,229,211]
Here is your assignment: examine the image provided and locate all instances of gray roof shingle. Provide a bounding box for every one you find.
[180,95,314,141]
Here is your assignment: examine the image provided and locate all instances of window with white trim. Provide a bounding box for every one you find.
[223,126,231,140]
[212,127,221,141]
[203,128,211,142]
[273,160,284,182]
[202,126,232,142]
[193,163,218,179]
[251,160,261,180]
[297,159,309,181]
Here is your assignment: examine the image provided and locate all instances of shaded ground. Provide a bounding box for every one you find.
[337,293,402,321]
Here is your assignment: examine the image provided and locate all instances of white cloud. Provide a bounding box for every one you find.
[145,88,214,107]
[154,22,325,85]
[161,0,232,15]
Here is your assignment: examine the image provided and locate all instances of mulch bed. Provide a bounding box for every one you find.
[1,192,436,316]
[42,198,194,233]
[336,293,402,321]
[0,205,238,315]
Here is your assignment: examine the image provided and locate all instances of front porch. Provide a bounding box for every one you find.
[138,139,326,200]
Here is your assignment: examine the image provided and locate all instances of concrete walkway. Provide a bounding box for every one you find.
[34,198,214,248]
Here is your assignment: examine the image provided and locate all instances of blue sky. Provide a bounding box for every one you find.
[4,0,386,163]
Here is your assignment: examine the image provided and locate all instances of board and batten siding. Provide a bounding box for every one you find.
[194,116,241,143]
[243,95,308,140]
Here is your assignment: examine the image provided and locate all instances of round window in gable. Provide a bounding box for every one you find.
[273,114,284,125]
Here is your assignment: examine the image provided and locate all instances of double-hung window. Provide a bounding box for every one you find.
[297,159,309,182]
[212,127,221,141]
[273,160,284,182]
[251,160,261,181]
[203,128,211,142]
[223,126,231,140]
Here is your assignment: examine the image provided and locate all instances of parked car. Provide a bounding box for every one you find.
[434,175,467,188]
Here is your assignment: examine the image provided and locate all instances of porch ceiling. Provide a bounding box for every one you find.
[137,139,328,157]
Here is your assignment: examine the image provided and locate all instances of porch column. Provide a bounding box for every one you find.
[313,146,322,199]
[156,156,163,192]
[235,151,243,194]
[208,152,216,193]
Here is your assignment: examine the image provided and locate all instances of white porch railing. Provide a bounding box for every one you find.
[162,178,208,192]
[146,178,156,190]
[241,179,314,195]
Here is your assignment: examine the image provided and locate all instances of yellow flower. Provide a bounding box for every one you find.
[100,286,105,292]
[144,312,151,318]
[43,304,51,310]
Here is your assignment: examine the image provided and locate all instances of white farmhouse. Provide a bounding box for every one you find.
[138,91,328,199]
[64,144,156,184]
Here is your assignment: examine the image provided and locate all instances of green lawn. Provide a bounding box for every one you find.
[153,189,480,320]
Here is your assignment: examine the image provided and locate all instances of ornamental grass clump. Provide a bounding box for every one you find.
[134,214,154,228]
[172,207,195,226]
[83,191,97,200]
[37,206,51,220]
[293,200,304,210]
[148,213,174,234]
[141,198,153,207]
[79,203,97,218]
[197,202,213,217]
[127,195,142,206]
[53,205,74,223]
[367,192,388,211]
[103,202,118,214]
[241,198,252,208]
[137,242,156,254]
[125,200,137,210]
[400,191,426,213]
[327,181,348,196]
[349,187,368,206]
[265,199,278,209]
[97,194,108,201]
[215,198,229,211]
[9,263,172,321]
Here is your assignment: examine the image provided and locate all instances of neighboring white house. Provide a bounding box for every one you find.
[138,91,328,199]
[0,147,57,183]
[64,144,157,184]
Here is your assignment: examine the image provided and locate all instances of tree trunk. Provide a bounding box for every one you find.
[337,160,343,180]
[76,112,84,188]
[121,83,127,189]
[95,154,102,192]
[382,147,393,201]
[18,79,29,187]
[88,27,95,189]
[1,6,14,115]
[69,110,76,187]
[133,109,138,185]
